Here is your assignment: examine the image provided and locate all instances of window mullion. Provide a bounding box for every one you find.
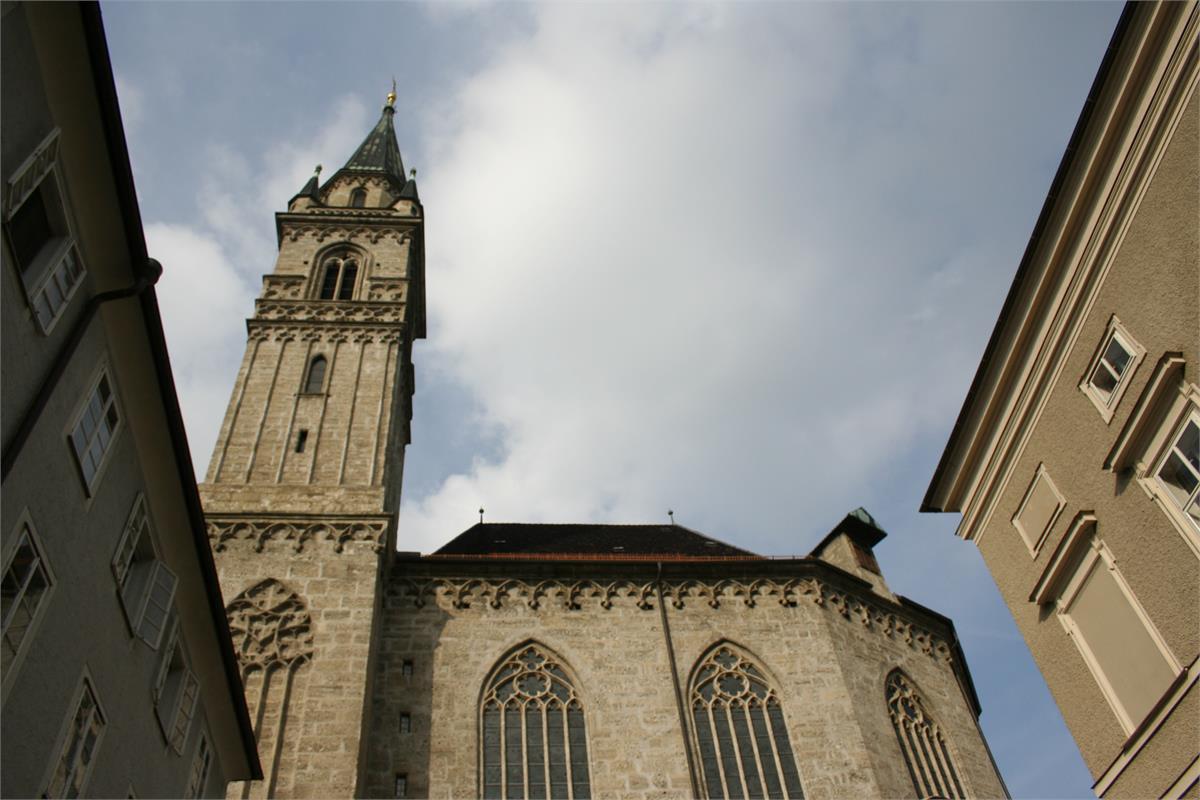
[521,700,530,800]
[724,704,749,799]
[563,703,574,800]
[541,705,551,800]
[500,703,507,800]
[708,704,732,799]
[741,703,769,799]
[759,702,787,800]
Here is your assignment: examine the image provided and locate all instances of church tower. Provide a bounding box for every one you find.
[199,90,424,798]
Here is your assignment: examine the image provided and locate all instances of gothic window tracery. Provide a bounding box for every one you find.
[350,187,367,208]
[690,644,805,800]
[225,579,314,670]
[886,670,965,800]
[303,355,327,394]
[480,643,591,800]
[317,253,359,300]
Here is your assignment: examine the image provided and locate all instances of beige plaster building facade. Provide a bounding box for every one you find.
[200,91,1008,799]
[923,2,1199,798]
[0,3,259,797]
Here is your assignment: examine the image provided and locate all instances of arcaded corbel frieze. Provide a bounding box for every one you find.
[208,516,388,554]
[281,221,410,245]
[389,575,954,662]
[254,300,406,324]
[260,274,308,300]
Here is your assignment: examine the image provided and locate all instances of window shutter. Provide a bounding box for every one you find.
[137,562,177,649]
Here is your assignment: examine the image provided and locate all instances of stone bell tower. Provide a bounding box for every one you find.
[199,88,424,798]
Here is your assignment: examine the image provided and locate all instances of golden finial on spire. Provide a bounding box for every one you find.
[386,77,397,108]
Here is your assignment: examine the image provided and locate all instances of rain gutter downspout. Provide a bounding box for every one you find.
[1,259,162,482]
[657,561,701,797]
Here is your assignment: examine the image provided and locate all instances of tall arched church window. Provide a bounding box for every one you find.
[480,643,591,800]
[349,187,367,207]
[303,355,327,394]
[317,254,359,300]
[886,670,965,800]
[690,644,805,800]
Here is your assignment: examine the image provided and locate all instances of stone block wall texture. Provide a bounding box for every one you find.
[364,565,1007,799]
[207,536,385,799]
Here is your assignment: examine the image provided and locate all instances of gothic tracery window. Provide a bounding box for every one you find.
[350,187,367,208]
[317,253,359,300]
[690,644,805,800]
[886,670,965,800]
[480,643,591,800]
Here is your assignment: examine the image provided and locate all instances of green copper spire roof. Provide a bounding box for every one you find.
[341,99,407,188]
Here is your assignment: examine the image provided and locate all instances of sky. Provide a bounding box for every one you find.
[103,2,1126,797]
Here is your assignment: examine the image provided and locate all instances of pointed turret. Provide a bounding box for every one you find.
[339,89,407,191]
[288,164,323,210]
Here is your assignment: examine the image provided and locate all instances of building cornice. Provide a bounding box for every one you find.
[923,2,1199,542]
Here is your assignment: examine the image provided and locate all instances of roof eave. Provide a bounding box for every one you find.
[81,3,262,779]
[921,1,1138,516]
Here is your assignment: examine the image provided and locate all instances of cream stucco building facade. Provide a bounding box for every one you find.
[199,90,1008,799]
[924,2,1199,798]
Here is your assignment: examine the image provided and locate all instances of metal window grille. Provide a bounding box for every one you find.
[886,671,965,800]
[690,645,805,800]
[481,644,591,800]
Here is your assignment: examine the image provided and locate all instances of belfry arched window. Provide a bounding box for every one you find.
[349,187,367,208]
[690,644,805,800]
[886,670,965,800]
[303,355,327,394]
[480,643,591,800]
[317,253,359,300]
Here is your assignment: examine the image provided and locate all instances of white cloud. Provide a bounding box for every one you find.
[396,3,1039,553]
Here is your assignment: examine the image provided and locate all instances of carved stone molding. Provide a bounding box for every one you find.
[281,222,410,245]
[226,578,315,670]
[366,278,407,303]
[254,300,406,323]
[208,516,388,554]
[245,321,403,345]
[390,576,954,661]
[261,274,307,300]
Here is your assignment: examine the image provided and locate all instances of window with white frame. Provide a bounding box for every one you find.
[69,371,120,491]
[154,619,201,753]
[2,517,53,677]
[186,733,212,798]
[43,675,105,798]
[1153,410,1199,533]
[1054,531,1179,733]
[3,129,86,333]
[1080,319,1144,421]
[112,496,177,649]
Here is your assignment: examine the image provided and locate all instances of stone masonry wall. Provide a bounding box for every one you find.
[364,563,1007,800]
[208,534,385,799]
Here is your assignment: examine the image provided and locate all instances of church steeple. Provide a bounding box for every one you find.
[336,92,407,191]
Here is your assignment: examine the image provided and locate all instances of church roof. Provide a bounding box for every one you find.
[341,103,407,187]
[431,523,761,560]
